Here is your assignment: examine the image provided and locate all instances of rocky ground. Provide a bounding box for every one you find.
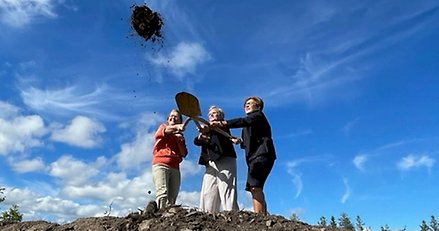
[0,204,347,231]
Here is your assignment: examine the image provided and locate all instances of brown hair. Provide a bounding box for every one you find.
[244,96,264,111]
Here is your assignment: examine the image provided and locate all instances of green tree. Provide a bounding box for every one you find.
[420,220,430,231]
[290,213,300,222]
[0,187,5,203]
[0,187,23,223]
[329,216,337,229]
[338,213,355,231]
[355,215,365,231]
[318,216,327,227]
[1,204,23,223]
[431,216,439,231]
[380,224,391,231]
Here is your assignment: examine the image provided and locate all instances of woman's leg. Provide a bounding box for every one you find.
[200,162,220,212]
[167,167,181,205]
[250,187,266,214]
[152,164,170,209]
[216,157,239,211]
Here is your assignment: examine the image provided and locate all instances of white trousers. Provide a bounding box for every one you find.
[199,156,239,212]
[152,164,180,209]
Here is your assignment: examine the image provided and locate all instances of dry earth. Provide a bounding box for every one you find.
[0,204,351,231]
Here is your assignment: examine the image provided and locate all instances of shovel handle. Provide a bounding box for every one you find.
[192,116,238,140]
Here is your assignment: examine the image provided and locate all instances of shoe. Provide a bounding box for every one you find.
[143,200,158,215]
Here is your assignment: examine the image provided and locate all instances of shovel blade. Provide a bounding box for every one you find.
[175,92,202,117]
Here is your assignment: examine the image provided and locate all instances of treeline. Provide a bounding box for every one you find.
[291,212,439,231]
[0,187,23,223]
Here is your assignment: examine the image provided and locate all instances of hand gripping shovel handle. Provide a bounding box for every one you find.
[175,91,238,140]
[192,116,238,140]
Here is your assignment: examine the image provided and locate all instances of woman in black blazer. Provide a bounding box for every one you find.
[211,96,276,215]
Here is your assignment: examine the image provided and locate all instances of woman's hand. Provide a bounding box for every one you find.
[210,120,226,128]
[230,137,242,144]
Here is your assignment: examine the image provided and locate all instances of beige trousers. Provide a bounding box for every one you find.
[199,156,239,212]
[152,164,181,209]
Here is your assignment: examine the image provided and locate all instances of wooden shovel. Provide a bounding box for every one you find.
[175,92,237,140]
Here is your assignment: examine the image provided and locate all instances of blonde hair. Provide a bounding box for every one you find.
[168,109,183,123]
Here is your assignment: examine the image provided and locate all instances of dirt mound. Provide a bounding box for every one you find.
[0,205,343,231]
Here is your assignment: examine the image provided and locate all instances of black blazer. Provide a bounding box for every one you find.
[226,110,276,162]
[194,127,237,165]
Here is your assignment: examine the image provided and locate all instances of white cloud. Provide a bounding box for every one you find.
[116,133,154,170]
[0,0,57,28]
[0,102,47,155]
[176,191,200,208]
[11,157,46,173]
[340,177,351,204]
[353,154,368,172]
[180,160,203,178]
[49,155,105,186]
[64,172,131,201]
[116,113,161,170]
[62,170,156,213]
[0,101,19,118]
[149,42,211,77]
[397,154,435,171]
[50,115,106,148]
[2,187,90,222]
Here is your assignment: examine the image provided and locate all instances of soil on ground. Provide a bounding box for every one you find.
[0,204,350,231]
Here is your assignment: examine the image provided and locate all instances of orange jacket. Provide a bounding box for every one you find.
[152,124,187,169]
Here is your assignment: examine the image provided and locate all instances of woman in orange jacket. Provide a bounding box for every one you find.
[152,109,188,209]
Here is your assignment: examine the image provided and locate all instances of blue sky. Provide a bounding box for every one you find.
[1,0,438,230]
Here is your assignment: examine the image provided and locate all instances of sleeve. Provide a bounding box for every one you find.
[178,137,188,157]
[154,124,167,140]
[226,111,261,128]
[193,135,204,146]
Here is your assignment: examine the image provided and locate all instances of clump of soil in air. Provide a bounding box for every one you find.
[130,4,164,44]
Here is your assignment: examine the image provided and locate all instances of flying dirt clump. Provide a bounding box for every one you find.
[130,4,164,44]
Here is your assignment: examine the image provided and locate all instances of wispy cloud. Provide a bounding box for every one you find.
[0,0,57,28]
[286,155,333,198]
[291,173,303,199]
[278,128,313,140]
[148,42,211,79]
[352,138,439,173]
[20,85,142,121]
[266,3,439,106]
[353,154,368,172]
[396,154,435,171]
[341,177,351,204]
[286,162,304,198]
[343,117,361,135]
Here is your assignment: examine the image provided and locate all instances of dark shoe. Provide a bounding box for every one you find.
[143,200,158,215]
